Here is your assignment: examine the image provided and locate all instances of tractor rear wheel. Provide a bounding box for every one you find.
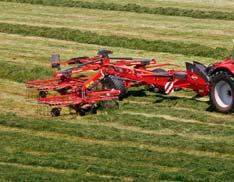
[210,71,234,113]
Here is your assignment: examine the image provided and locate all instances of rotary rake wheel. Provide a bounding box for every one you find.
[26,77,87,99]
[37,89,121,117]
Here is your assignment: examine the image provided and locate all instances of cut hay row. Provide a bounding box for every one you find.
[1,112,233,158]
[0,79,38,116]
[1,125,233,163]
[0,1,233,182]
[1,0,234,21]
[0,78,233,142]
[0,114,234,181]
[72,0,234,12]
[0,56,233,181]
[0,23,230,59]
[0,61,51,83]
[0,78,233,141]
[0,32,215,85]
[1,122,232,157]
[0,161,114,181]
[0,2,234,49]
[0,33,214,68]
[0,77,234,127]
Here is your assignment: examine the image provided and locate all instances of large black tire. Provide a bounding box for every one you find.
[101,76,126,100]
[210,71,234,113]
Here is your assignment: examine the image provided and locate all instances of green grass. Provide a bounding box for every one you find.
[0,33,216,85]
[73,0,234,12]
[0,62,51,83]
[0,23,230,59]
[0,2,234,49]
[0,0,234,181]
[0,33,214,68]
[1,113,234,154]
[1,0,234,21]
[0,113,233,181]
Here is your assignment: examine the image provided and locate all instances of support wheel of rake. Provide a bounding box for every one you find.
[74,105,87,116]
[90,106,97,114]
[210,71,234,113]
[51,108,61,117]
[101,75,126,100]
[78,108,86,116]
[39,91,48,98]
[89,75,124,110]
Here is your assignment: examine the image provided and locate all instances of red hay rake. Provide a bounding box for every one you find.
[26,49,234,116]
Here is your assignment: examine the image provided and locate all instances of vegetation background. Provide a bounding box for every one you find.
[0,0,234,181]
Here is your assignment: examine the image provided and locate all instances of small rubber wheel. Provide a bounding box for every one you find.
[210,71,234,113]
[51,108,61,117]
[101,76,126,100]
[78,108,86,116]
[39,91,48,98]
[90,107,97,114]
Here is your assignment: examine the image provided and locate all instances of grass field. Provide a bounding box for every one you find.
[0,0,234,181]
[75,0,234,12]
[0,2,234,49]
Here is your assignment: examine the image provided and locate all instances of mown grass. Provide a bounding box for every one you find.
[0,33,215,69]
[1,2,234,49]
[0,1,233,180]
[1,60,234,181]
[1,0,234,21]
[0,160,111,182]
[0,113,234,154]
[0,113,233,181]
[72,0,234,12]
[0,33,215,86]
[0,23,230,59]
[0,62,51,83]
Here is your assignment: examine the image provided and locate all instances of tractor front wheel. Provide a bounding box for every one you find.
[210,71,234,113]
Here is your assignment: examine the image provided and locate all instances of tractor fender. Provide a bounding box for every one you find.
[210,67,234,77]
[210,59,234,76]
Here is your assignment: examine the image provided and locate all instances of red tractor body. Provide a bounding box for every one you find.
[211,59,234,74]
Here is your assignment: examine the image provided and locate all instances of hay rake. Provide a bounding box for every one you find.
[26,49,234,116]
